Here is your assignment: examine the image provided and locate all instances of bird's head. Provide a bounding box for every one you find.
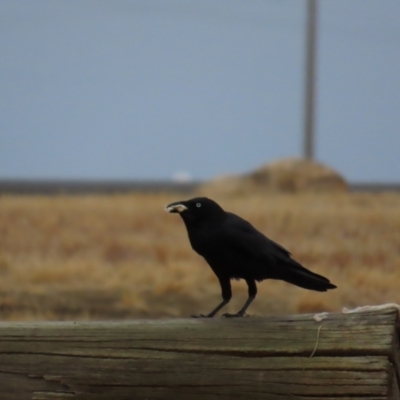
[165,197,225,225]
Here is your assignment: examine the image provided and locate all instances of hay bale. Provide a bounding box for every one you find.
[200,158,348,196]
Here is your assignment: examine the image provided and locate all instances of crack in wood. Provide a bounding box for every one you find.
[0,348,391,359]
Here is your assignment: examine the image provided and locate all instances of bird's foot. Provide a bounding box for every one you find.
[190,314,213,318]
[222,312,250,318]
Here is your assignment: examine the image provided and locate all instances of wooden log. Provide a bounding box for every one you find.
[0,309,399,400]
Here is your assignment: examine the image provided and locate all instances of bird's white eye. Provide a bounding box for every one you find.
[196,202,201,208]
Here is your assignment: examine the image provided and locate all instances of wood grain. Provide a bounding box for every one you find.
[0,309,399,399]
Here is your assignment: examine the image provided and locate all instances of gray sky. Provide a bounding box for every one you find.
[1,0,399,182]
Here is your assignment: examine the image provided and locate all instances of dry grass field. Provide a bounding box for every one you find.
[0,191,399,321]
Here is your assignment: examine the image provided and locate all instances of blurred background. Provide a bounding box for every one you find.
[1,0,399,183]
[0,1,399,321]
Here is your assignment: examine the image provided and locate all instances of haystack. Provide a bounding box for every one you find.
[200,158,348,196]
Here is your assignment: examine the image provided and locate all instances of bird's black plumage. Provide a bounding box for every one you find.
[166,197,336,317]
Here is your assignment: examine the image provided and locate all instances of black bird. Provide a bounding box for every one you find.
[165,197,336,318]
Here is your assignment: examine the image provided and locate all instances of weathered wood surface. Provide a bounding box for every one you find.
[0,309,399,400]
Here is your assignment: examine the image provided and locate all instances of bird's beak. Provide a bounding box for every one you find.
[165,202,188,213]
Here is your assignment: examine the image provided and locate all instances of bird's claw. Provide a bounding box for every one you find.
[190,314,212,318]
[222,312,250,318]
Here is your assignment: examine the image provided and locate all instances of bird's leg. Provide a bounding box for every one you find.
[223,295,255,318]
[191,276,231,318]
[223,279,257,318]
[191,299,230,318]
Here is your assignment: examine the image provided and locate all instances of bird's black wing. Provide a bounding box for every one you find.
[222,212,335,290]
[222,212,292,262]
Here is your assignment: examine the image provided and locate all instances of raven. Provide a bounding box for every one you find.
[165,197,336,318]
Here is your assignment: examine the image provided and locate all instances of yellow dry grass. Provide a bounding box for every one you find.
[0,191,399,321]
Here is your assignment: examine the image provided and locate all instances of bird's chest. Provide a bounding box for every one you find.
[187,227,222,257]
[188,227,248,279]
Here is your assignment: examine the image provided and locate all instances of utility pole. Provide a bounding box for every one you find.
[303,0,317,160]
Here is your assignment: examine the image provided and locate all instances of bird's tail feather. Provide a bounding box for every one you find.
[280,260,336,292]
